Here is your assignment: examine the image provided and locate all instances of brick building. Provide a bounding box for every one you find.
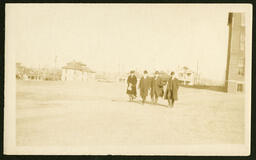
[225,12,245,93]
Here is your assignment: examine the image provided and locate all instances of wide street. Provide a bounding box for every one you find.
[16,80,245,146]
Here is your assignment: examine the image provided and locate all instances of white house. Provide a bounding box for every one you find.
[61,61,95,81]
[175,66,197,86]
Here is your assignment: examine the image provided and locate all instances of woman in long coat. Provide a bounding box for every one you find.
[126,70,137,101]
[164,72,179,108]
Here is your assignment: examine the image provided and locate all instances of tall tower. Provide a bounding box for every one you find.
[225,12,245,93]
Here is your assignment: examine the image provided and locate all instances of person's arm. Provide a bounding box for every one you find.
[149,77,153,90]
[159,78,163,87]
[166,79,169,90]
[138,78,141,89]
[127,76,130,85]
[176,78,179,90]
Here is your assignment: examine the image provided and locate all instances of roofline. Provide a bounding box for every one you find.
[62,67,95,73]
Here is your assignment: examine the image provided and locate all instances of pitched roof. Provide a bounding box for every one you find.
[62,61,95,73]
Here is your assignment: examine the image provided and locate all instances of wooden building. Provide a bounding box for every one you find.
[175,66,196,86]
[61,61,95,81]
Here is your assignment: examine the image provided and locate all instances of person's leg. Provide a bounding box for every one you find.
[167,96,171,107]
[172,98,175,107]
[169,90,174,107]
[143,89,149,104]
[140,89,144,103]
[151,92,154,104]
[167,97,171,107]
[155,95,158,104]
[166,91,170,106]
[142,96,146,104]
[129,95,132,101]
[167,91,172,107]
[133,87,137,99]
[141,90,145,104]
[131,90,135,100]
[154,90,159,104]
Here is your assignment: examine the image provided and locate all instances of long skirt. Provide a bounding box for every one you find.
[127,86,137,97]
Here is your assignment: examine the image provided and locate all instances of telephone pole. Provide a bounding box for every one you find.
[54,56,57,80]
[54,56,57,69]
[196,60,199,85]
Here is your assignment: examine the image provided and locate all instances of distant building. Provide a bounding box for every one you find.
[61,61,95,81]
[198,77,225,86]
[16,62,63,81]
[225,13,245,93]
[16,63,26,79]
[43,68,62,81]
[175,66,196,86]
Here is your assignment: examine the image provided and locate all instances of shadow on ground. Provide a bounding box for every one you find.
[112,98,169,108]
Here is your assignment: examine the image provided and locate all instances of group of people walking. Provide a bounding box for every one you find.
[126,70,179,108]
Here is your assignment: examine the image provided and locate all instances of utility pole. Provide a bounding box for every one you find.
[54,56,57,80]
[118,63,121,75]
[196,60,199,85]
[54,56,57,69]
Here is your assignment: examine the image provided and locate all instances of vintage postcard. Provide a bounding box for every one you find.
[4,3,252,155]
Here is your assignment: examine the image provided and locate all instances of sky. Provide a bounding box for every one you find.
[7,4,231,81]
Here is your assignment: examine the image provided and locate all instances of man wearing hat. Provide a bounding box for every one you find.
[126,70,137,101]
[165,72,179,108]
[139,70,151,104]
[151,71,164,104]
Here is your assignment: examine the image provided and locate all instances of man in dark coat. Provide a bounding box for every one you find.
[151,71,164,104]
[126,70,137,101]
[139,70,151,104]
[165,72,179,108]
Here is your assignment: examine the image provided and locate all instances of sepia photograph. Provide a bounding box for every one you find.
[4,4,252,155]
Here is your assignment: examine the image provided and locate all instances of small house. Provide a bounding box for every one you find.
[61,61,95,81]
[175,66,196,86]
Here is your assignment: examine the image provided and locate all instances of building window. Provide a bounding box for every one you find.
[238,67,244,76]
[241,13,245,26]
[238,57,245,67]
[238,57,245,76]
[238,56,245,76]
[237,83,243,92]
[240,31,245,51]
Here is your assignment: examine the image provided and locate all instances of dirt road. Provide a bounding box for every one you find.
[16,80,245,146]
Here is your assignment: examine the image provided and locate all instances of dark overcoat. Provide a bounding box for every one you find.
[126,75,137,96]
[151,77,164,98]
[164,77,179,100]
[139,76,151,98]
